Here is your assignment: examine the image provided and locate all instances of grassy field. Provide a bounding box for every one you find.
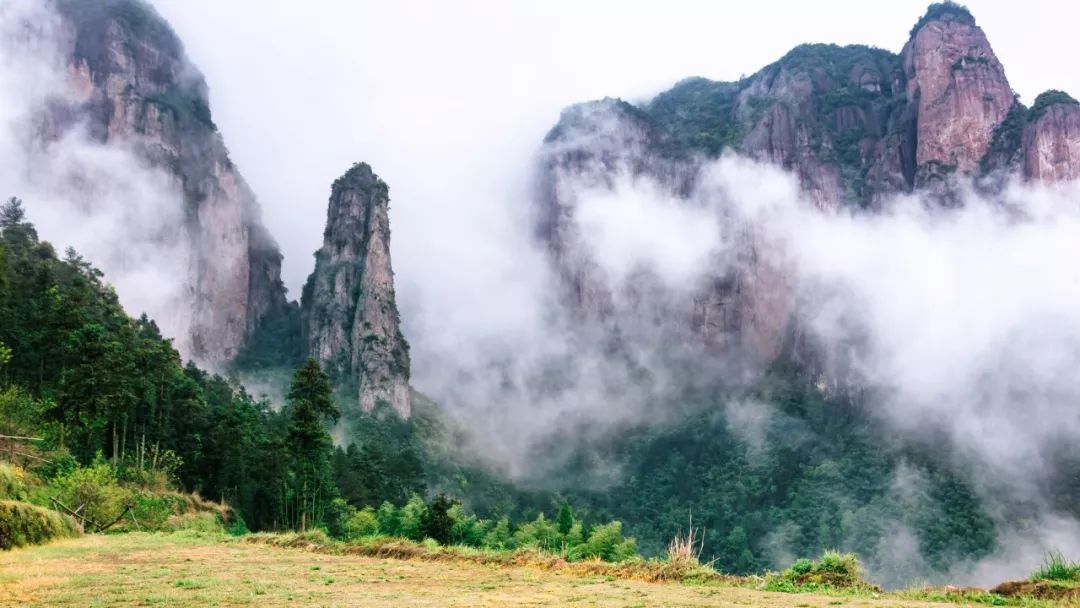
[0,532,1010,608]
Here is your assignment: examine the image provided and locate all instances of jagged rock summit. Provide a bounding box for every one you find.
[903,2,1014,185]
[301,163,411,417]
[536,1,1080,379]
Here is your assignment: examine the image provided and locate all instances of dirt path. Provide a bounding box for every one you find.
[0,533,966,607]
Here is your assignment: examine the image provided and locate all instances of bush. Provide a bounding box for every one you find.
[514,513,561,552]
[376,502,400,536]
[482,517,511,550]
[0,500,80,549]
[398,495,426,541]
[0,385,45,437]
[448,504,486,547]
[49,463,132,532]
[767,550,868,590]
[343,506,379,539]
[568,521,637,562]
[0,463,30,500]
[127,492,176,529]
[910,2,974,37]
[1029,90,1080,122]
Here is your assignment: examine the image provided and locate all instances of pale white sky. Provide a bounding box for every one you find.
[151,0,1078,308]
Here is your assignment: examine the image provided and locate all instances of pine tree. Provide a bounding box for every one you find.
[557,501,574,536]
[421,494,457,545]
[0,197,25,227]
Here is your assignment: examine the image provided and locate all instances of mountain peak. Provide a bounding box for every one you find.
[910,2,976,38]
[302,163,411,417]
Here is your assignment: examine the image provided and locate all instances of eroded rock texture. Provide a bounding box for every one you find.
[301,163,411,417]
[901,6,1014,184]
[1023,94,1080,182]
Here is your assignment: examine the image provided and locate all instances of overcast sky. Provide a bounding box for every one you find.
[150,0,1080,315]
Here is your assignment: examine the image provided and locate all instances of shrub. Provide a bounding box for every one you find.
[343,506,379,539]
[49,463,132,532]
[481,517,511,550]
[910,2,974,37]
[0,385,44,437]
[375,502,400,536]
[1029,90,1080,122]
[568,521,637,562]
[564,521,584,548]
[556,502,574,536]
[0,463,30,500]
[398,495,426,541]
[121,491,227,532]
[514,513,561,553]
[0,500,80,549]
[767,550,868,590]
[667,519,705,566]
[448,504,486,547]
[127,492,176,530]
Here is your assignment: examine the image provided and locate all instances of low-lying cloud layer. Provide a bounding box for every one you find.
[412,148,1080,583]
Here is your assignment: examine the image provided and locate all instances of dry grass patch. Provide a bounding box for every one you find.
[0,532,983,608]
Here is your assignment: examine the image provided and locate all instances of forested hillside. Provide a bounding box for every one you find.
[0,196,639,561]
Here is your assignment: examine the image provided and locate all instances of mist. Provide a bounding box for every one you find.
[544,153,1080,584]
[7,0,1080,587]
[0,0,193,347]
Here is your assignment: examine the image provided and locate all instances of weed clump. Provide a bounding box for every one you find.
[1031,552,1080,582]
[765,551,877,592]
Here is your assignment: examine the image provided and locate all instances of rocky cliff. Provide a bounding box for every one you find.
[44,0,288,363]
[902,4,1014,186]
[538,99,789,371]
[301,163,411,417]
[536,2,1079,378]
[1022,91,1080,182]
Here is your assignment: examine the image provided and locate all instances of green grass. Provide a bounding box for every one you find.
[1031,553,1080,582]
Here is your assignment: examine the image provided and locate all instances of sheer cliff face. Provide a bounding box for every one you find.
[539,99,790,371]
[302,164,411,417]
[536,3,1079,380]
[1023,100,1080,182]
[45,0,287,363]
[902,9,1014,183]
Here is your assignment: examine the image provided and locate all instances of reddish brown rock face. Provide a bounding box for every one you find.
[902,16,1014,176]
[1023,103,1080,182]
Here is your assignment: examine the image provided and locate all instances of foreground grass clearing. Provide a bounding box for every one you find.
[0,533,1013,607]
